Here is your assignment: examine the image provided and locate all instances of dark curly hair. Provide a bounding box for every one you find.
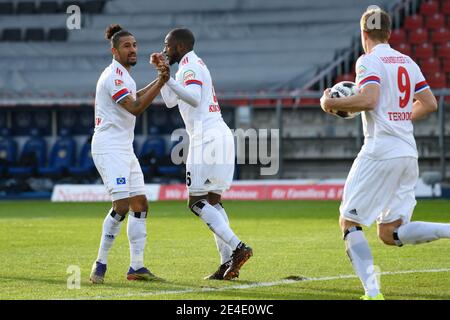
[105,24,133,48]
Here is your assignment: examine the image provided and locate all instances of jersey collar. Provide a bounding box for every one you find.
[371,43,391,52]
[178,50,197,66]
[111,58,131,77]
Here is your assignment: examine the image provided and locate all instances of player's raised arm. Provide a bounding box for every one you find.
[165,77,201,108]
[136,78,158,98]
[118,67,169,116]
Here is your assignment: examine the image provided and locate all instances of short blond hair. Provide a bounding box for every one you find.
[360,8,391,42]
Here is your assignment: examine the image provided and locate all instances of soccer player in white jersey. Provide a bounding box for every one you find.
[89,24,169,284]
[151,28,252,280]
[320,9,450,299]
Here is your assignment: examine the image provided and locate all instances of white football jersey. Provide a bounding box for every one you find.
[164,51,225,140]
[355,44,429,160]
[92,59,137,154]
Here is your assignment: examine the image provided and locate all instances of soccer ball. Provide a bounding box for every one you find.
[328,81,361,119]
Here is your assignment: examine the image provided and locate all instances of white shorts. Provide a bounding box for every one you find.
[186,130,235,195]
[340,156,418,227]
[93,153,146,201]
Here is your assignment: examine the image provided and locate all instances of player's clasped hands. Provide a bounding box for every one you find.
[150,52,170,84]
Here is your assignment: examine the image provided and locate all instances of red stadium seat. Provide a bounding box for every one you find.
[431,28,450,46]
[404,14,423,31]
[415,43,434,59]
[419,57,441,74]
[442,59,450,73]
[394,43,412,57]
[426,72,446,88]
[437,42,450,59]
[426,14,445,30]
[420,0,439,16]
[389,29,406,46]
[408,28,429,45]
[443,1,450,15]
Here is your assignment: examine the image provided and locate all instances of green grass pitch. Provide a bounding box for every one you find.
[0,200,449,300]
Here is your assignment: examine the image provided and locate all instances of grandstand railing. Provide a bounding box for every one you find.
[1,88,448,181]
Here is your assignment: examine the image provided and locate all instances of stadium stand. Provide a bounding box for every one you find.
[0,0,393,100]
[0,0,448,197]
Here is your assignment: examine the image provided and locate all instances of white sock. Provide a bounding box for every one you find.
[345,228,380,298]
[96,209,124,265]
[127,212,147,270]
[213,203,233,264]
[396,221,450,245]
[192,200,241,249]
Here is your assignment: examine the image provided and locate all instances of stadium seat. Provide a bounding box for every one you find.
[394,43,412,57]
[419,57,441,74]
[426,14,445,30]
[140,136,166,159]
[437,42,450,59]
[38,129,76,176]
[16,1,35,14]
[408,28,428,45]
[431,28,450,46]
[426,71,446,88]
[8,129,47,177]
[0,2,14,14]
[443,1,450,15]
[83,0,106,14]
[47,28,68,41]
[61,1,82,12]
[139,136,166,178]
[156,139,184,179]
[442,59,450,73]
[68,136,95,178]
[404,14,423,31]
[414,43,434,59]
[420,0,439,16]
[389,29,406,46]
[0,128,18,175]
[25,28,45,42]
[2,28,22,41]
[37,1,60,14]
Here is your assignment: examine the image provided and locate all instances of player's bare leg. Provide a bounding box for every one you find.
[189,194,252,280]
[90,197,129,284]
[340,217,383,300]
[378,218,450,247]
[126,195,162,281]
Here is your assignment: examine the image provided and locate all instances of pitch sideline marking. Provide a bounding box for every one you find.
[61,267,450,300]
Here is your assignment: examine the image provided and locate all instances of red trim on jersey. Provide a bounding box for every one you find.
[181,57,189,65]
[112,88,129,102]
[184,80,203,86]
[115,68,123,76]
[415,81,429,92]
[358,76,381,86]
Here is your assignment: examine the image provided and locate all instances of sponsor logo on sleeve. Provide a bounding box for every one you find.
[114,79,124,86]
[357,65,368,81]
[183,70,196,82]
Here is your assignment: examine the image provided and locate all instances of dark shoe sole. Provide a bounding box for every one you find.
[127,274,164,281]
[223,249,253,280]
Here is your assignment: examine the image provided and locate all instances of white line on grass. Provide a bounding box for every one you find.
[61,267,450,300]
